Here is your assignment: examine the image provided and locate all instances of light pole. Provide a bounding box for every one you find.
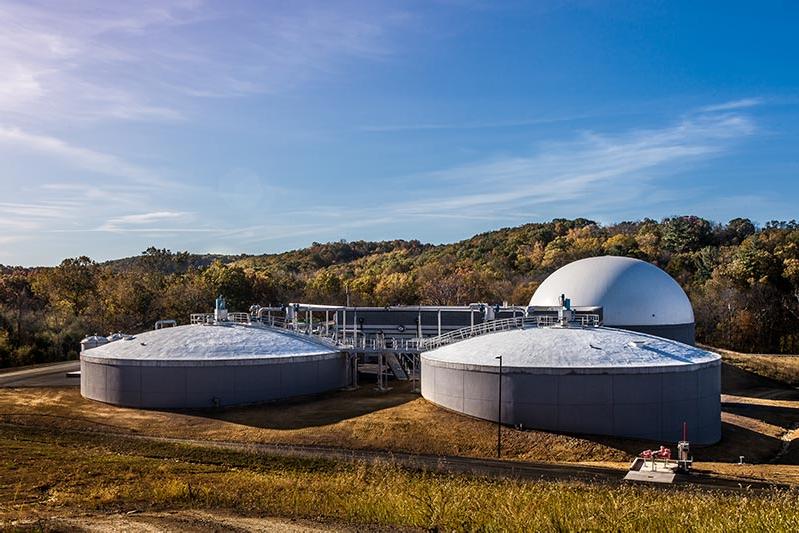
[496,355,502,458]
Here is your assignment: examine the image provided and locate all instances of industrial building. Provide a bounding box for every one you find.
[421,326,721,444]
[81,320,349,409]
[529,256,696,344]
[283,303,526,342]
[81,255,721,445]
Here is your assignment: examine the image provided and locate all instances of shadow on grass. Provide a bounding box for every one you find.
[172,378,418,430]
[722,362,799,400]
[578,422,783,464]
[722,402,799,430]
[782,440,799,465]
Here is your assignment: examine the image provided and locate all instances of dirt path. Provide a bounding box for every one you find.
[0,361,79,388]
[6,510,376,532]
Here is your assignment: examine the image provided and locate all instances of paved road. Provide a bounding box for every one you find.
[0,361,80,388]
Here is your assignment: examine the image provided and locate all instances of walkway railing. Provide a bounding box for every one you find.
[418,313,601,351]
[189,310,599,353]
[418,316,530,350]
[190,313,251,325]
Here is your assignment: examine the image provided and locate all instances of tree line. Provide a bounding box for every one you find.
[2,216,798,367]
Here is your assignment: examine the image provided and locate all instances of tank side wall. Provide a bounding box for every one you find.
[421,357,721,444]
[555,374,613,435]
[610,373,663,440]
[81,353,349,409]
[462,370,501,422]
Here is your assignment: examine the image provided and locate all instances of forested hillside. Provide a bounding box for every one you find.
[2,216,798,368]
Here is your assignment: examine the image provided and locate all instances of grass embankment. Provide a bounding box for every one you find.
[0,382,793,469]
[709,345,799,387]
[2,425,798,532]
[0,384,633,464]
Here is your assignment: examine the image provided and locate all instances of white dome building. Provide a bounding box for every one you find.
[529,256,695,344]
[421,326,721,444]
[81,324,348,409]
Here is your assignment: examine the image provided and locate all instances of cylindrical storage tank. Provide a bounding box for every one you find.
[81,324,348,409]
[421,327,721,444]
[530,256,696,344]
[80,335,109,352]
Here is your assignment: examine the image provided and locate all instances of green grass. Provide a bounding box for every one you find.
[2,424,798,532]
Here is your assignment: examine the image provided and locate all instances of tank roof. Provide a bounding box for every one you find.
[81,323,336,362]
[422,326,719,373]
[530,256,694,326]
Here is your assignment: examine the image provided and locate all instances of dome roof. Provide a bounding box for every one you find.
[529,256,694,326]
[422,327,718,373]
[81,324,335,363]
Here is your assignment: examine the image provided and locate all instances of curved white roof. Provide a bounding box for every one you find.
[530,256,694,326]
[422,326,718,373]
[81,324,336,363]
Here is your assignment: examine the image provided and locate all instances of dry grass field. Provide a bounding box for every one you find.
[709,345,799,388]
[2,424,798,532]
[1,346,798,530]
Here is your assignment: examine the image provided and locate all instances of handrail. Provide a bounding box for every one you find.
[190,313,251,325]
[190,313,213,324]
[419,316,529,350]
[188,310,598,353]
[419,314,601,351]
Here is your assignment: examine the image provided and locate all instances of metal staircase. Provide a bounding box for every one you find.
[384,352,408,380]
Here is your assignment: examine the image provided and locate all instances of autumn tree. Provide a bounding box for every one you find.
[201,261,253,311]
[31,256,98,316]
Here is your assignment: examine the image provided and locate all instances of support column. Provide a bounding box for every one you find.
[345,352,359,390]
[412,353,419,393]
[375,352,390,392]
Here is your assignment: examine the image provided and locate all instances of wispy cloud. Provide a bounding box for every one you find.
[287,105,759,235]
[700,98,764,113]
[99,211,199,232]
[388,111,756,215]
[0,1,409,124]
[0,126,160,183]
[0,99,767,264]
[146,102,759,251]
[359,114,598,133]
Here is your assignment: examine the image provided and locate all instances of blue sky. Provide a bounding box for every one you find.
[1,0,797,266]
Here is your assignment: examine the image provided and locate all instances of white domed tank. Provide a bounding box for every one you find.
[530,256,695,344]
